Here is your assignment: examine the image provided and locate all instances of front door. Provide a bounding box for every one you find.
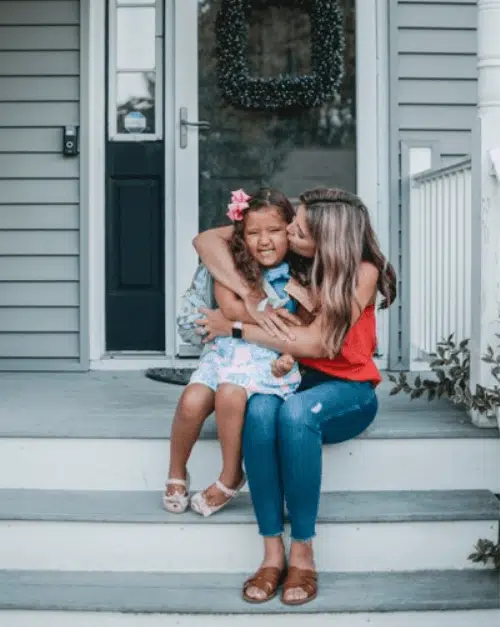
[173,0,357,356]
[105,0,165,352]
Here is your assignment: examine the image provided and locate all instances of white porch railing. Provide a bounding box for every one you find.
[410,157,472,359]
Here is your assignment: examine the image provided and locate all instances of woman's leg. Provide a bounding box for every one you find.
[278,378,377,601]
[201,383,247,507]
[243,394,287,600]
[167,383,215,493]
[244,393,286,538]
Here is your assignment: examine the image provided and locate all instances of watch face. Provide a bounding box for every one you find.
[232,325,243,339]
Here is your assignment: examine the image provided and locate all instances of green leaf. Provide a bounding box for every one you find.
[436,369,446,383]
[430,359,445,368]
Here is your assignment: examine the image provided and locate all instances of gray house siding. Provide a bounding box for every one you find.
[0,0,82,370]
[397,0,477,164]
[389,0,477,368]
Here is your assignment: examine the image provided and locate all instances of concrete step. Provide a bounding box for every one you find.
[0,489,498,572]
[0,570,498,618]
[0,374,496,441]
[3,612,500,627]
[1,436,498,491]
[1,373,498,492]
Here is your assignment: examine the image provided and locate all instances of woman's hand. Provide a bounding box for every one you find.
[196,308,233,343]
[242,293,301,341]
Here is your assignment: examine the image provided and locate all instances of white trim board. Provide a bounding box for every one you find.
[82,0,106,363]
[82,0,391,368]
[90,356,199,371]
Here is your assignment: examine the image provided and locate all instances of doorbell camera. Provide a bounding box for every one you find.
[62,125,79,157]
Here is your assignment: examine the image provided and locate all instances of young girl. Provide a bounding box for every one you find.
[163,188,306,517]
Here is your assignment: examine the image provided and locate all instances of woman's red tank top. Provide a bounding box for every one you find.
[299,304,382,386]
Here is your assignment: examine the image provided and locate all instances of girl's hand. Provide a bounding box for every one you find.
[271,354,296,378]
[242,293,301,341]
[196,308,232,343]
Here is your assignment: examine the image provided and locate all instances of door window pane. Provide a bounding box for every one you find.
[117,7,156,70]
[198,0,356,232]
[116,72,156,134]
[108,0,162,138]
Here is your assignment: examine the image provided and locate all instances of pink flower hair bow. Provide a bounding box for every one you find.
[226,188,251,221]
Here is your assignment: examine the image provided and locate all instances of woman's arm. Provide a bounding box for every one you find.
[193,226,249,298]
[197,262,380,359]
[352,262,380,320]
[198,309,324,359]
[193,226,301,338]
[213,281,256,324]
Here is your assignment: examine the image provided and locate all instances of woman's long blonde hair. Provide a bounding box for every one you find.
[299,188,397,358]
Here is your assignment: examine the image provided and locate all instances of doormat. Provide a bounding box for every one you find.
[145,367,195,386]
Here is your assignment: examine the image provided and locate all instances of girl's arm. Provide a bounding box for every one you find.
[213,281,256,324]
[193,226,300,339]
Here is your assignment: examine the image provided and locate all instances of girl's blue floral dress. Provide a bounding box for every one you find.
[189,262,301,398]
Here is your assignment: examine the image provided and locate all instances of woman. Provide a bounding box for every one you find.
[194,188,396,606]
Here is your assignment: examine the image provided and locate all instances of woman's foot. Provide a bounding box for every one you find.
[282,540,317,604]
[162,471,190,514]
[190,469,246,517]
[243,537,286,602]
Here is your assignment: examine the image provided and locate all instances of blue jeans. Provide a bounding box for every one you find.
[242,368,378,541]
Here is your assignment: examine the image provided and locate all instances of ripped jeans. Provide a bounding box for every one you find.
[242,369,378,542]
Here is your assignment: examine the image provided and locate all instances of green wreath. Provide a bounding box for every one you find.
[215,0,345,112]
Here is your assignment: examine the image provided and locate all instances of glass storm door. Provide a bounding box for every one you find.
[173,0,357,356]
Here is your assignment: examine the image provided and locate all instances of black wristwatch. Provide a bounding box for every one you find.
[232,321,243,339]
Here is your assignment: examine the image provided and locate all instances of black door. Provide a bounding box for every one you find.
[105,143,165,351]
[105,0,165,351]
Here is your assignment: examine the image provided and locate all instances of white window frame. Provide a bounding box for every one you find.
[82,0,391,368]
[107,0,164,141]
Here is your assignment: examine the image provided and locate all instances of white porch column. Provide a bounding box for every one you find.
[470,0,500,427]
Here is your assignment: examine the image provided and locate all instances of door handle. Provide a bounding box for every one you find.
[179,107,210,149]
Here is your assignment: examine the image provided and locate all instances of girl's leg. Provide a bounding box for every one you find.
[243,394,287,601]
[278,378,377,601]
[167,383,215,493]
[201,383,247,507]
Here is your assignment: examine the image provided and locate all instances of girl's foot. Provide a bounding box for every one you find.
[282,540,317,605]
[190,471,246,517]
[162,472,190,514]
[243,537,286,603]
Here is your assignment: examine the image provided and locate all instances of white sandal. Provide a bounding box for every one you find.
[162,473,190,514]
[190,475,247,517]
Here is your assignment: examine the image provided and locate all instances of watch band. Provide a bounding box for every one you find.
[232,321,243,339]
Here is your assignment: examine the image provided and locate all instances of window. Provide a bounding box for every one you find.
[108,0,163,139]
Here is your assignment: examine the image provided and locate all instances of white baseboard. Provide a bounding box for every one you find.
[90,356,200,371]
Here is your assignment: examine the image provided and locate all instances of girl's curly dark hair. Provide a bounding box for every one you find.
[229,188,312,289]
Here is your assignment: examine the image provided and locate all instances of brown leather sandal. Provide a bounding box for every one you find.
[281,566,318,606]
[242,566,287,604]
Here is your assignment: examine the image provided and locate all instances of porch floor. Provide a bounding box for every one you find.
[0,372,497,440]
